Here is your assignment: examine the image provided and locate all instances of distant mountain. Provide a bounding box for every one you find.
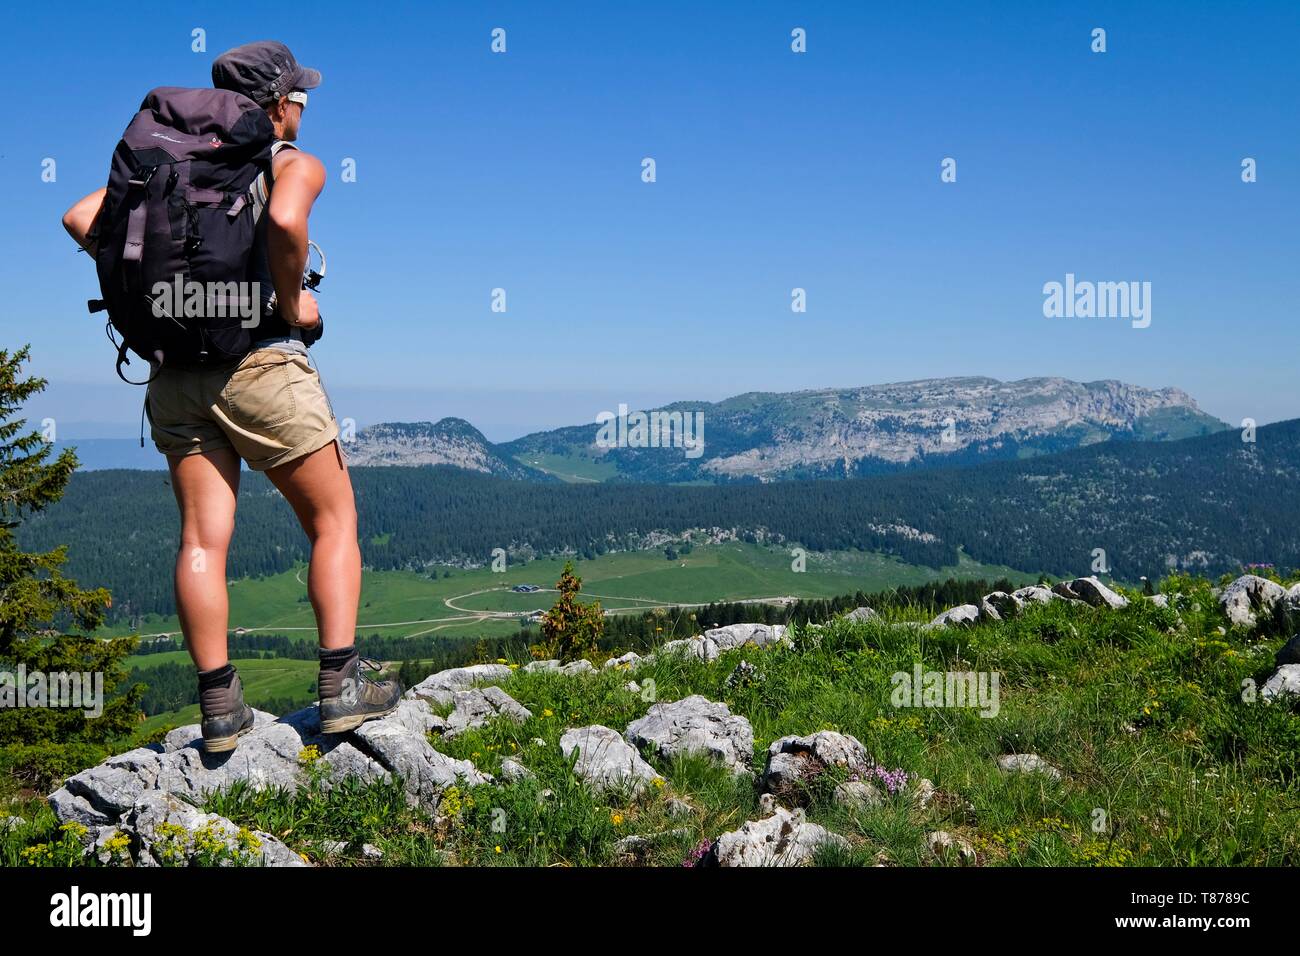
[496,376,1229,483]
[343,419,553,481]
[56,377,1228,481]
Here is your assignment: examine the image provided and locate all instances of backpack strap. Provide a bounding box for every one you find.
[246,140,298,224]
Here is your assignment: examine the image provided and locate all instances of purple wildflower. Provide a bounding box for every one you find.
[682,838,713,867]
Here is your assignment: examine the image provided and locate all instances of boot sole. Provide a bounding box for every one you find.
[203,721,255,754]
[319,703,400,735]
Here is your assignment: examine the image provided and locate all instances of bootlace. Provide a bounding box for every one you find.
[355,655,388,685]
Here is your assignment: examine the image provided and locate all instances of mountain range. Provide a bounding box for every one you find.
[345,376,1227,483]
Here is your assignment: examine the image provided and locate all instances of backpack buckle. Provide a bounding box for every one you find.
[127,165,157,190]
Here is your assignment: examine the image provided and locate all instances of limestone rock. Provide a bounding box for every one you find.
[1219,575,1287,629]
[760,730,873,801]
[1011,586,1058,605]
[1052,577,1128,609]
[1261,664,1300,702]
[709,806,849,867]
[625,695,754,775]
[127,791,307,867]
[997,753,1062,781]
[442,686,531,738]
[845,606,878,622]
[559,725,660,795]
[353,719,491,808]
[930,604,980,628]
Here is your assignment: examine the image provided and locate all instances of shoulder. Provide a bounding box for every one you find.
[271,147,326,185]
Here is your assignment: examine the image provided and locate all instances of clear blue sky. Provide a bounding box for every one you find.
[2,0,1296,441]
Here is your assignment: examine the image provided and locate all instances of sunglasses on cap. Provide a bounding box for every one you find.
[285,90,308,110]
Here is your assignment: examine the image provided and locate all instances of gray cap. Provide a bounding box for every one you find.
[212,40,321,106]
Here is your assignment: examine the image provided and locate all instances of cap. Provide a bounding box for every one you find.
[211,40,321,107]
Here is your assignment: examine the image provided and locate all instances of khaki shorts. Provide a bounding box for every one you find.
[146,348,340,471]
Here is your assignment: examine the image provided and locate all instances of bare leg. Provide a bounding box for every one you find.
[167,448,241,672]
[265,441,360,650]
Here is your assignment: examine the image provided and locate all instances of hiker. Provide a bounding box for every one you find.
[60,40,401,752]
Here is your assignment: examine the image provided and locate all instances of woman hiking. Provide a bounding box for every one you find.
[60,41,400,752]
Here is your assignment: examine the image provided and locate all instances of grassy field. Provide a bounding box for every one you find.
[12,574,1296,868]
[112,542,1030,739]
[102,541,1032,645]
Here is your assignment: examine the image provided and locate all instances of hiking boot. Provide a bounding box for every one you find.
[318,653,403,734]
[200,670,256,754]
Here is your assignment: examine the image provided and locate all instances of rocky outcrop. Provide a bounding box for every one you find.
[760,731,873,802]
[706,805,849,867]
[1219,575,1287,629]
[559,725,661,795]
[845,606,878,622]
[660,623,790,662]
[625,696,753,775]
[1052,577,1128,609]
[441,686,532,738]
[1011,585,1058,605]
[125,791,307,867]
[997,753,1063,780]
[45,661,537,863]
[1262,664,1300,703]
[930,604,980,628]
[978,592,1019,622]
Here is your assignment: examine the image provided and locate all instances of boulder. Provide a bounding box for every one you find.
[845,606,878,622]
[353,718,491,808]
[625,696,754,775]
[406,663,513,703]
[604,652,643,670]
[523,660,561,673]
[1052,577,1128,609]
[659,636,719,661]
[499,758,535,783]
[979,592,1019,622]
[930,604,980,628]
[1261,664,1300,702]
[1011,586,1057,605]
[1219,575,1287,629]
[997,753,1062,781]
[559,725,661,796]
[708,806,849,867]
[442,686,532,738]
[126,791,306,867]
[760,731,873,801]
[704,622,791,652]
[559,660,596,676]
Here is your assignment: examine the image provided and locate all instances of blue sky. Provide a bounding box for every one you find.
[2,0,1296,441]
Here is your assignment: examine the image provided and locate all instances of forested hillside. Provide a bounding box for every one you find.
[18,419,1297,622]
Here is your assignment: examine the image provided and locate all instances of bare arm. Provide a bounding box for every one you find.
[267,151,327,328]
[62,187,107,255]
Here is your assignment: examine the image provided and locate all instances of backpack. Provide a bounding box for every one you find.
[89,87,276,382]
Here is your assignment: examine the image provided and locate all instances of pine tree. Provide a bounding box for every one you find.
[0,347,143,792]
[534,561,604,662]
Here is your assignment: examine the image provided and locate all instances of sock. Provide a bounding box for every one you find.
[197,663,235,691]
[319,645,358,672]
